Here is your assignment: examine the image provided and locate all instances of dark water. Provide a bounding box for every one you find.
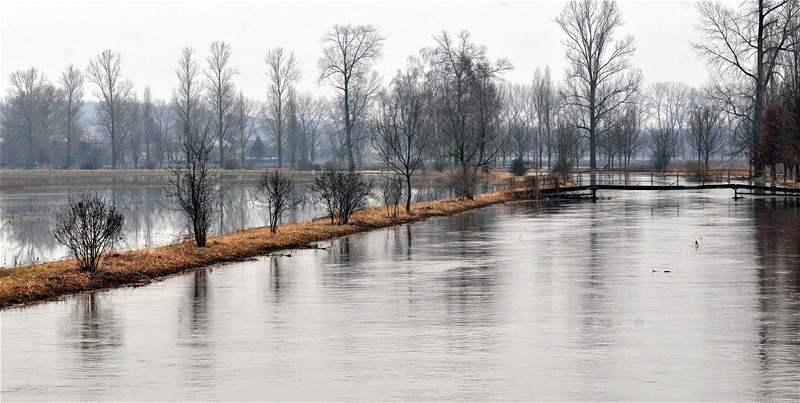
[0,181,451,266]
[2,190,799,400]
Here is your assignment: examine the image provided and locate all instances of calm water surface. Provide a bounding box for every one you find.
[2,189,799,400]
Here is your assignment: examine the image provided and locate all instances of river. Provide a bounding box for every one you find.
[2,189,799,400]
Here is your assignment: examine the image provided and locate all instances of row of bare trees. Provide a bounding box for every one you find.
[8,1,799,179]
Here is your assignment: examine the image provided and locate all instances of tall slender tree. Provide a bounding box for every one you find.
[556,0,641,179]
[319,24,384,170]
[372,61,432,213]
[206,41,237,167]
[87,49,132,169]
[59,65,84,168]
[266,47,300,168]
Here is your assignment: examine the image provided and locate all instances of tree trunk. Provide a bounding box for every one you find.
[405,174,412,214]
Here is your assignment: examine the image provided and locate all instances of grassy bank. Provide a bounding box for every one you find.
[0,191,512,309]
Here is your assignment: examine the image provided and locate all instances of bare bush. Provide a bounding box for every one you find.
[310,169,373,225]
[445,169,480,199]
[257,170,302,233]
[52,194,124,273]
[378,175,404,218]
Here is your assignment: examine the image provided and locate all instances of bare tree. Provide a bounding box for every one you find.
[286,90,300,168]
[310,169,372,225]
[556,0,641,178]
[296,92,326,166]
[171,125,216,247]
[251,135,266,164]
[378,175,404,218]
[59,64,84,168]
[5,68,50,169]
[265,47,300,168]
[646,82,691,170]
[152,100,173,168]
[87,50,132,169]
[257,170,301,233]
[232,91,258,167]
[371,61,432,213]
[650,127,680,171]
[52,194,124,273]
[427,30,511,199]
[206,41,238,167]
[120,91,143,168]
[533,66,555,168]
[688,101,725,169]
[171,47,216,247]
[319,24,385,171]
[502,83,530,163]
[694,0,800,174]
[174,47,205,144]
[619,102,645,168]
[552,106,585,176]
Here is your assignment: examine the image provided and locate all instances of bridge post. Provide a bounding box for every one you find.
[592,186,597,201]
[650,171,653,186]
[676,171,679,186]
[733,186,740,200]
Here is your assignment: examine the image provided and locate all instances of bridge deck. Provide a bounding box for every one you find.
[545,183,800,194]
[503,170,800,200]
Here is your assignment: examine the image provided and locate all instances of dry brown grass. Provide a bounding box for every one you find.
[0,190,513,309]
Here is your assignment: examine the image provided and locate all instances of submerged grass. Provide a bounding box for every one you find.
[0,190,513,308]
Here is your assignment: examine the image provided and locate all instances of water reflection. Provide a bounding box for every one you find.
[177,269,216,399]
[2,190,799,400]
[268,257,290,304]
[63,292,123,399]
[68,293,123,360]
[1,180,452,266]
[751,200,800,398]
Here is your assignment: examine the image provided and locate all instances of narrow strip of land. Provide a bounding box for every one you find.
[0,191,511,309]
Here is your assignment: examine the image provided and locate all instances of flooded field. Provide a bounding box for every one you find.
[0,175,455,266]
[2,189,799,400]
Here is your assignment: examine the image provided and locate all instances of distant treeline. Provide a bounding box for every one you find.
[3,1,800,182]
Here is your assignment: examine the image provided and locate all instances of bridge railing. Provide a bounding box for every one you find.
[562,168,758,188]
[502,167,800,196]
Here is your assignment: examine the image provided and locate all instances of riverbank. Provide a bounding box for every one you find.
[0,190,513,308]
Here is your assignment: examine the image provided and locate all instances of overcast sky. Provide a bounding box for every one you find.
[0,0,710,100]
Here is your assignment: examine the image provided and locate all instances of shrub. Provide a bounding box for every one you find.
[257,170,302,233]
[445,169,480,199]
[52,194,124,273]
[509,158,527,176]
[310,169,373,225]
[378,175,404,218]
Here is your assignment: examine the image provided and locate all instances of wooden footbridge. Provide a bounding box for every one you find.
[503,169,800,201]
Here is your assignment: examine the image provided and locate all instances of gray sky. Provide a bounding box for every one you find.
[0,0,708,100]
